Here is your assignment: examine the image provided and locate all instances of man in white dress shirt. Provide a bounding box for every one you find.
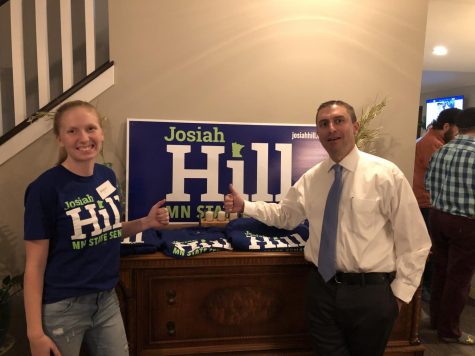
[224,100,431,356]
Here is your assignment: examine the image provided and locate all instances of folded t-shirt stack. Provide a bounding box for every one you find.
[225,217,309,252]
[156,226,232,258]
[120,218,309,257]
[120,228,163,256]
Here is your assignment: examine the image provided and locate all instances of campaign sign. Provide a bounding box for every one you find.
[126,120,327,223]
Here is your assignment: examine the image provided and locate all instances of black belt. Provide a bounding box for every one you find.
[329,272,395,286]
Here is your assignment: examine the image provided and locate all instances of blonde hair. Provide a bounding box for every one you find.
[53,100,102,165]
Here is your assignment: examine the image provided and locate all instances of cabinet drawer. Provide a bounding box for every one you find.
[137,264,310,350]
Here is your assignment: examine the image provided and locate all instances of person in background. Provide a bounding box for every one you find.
[23,101,170,356]
[425,107,475,345]
[413,108,461,301]
[224,100,431,356]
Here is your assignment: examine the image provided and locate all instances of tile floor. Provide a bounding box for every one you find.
[420,298,475,356]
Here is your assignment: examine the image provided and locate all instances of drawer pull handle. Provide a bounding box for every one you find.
[166,321,176,336]
[166,289,176,305]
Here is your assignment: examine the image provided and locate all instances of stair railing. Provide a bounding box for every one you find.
[0,0,111,147]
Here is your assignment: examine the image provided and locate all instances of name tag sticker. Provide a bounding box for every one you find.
[96,180,116,199]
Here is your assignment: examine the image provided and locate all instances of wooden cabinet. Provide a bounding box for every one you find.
[118,251,424,356]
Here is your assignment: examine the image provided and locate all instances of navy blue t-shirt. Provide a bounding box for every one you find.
[159,227,231,258]
[24,164,123,303]
[226,218,309,251]
[120,228,162,256]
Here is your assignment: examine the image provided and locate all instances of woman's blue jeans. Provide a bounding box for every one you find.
[42,289,129,356]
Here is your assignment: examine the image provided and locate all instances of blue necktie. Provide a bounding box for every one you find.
[318,164,343,282]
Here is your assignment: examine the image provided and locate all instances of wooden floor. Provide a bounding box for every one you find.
[420,298,475,356]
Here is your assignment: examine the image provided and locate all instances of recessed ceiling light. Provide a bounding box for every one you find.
[432,46,448,56]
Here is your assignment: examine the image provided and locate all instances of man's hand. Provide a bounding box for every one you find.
[224,184,244,214]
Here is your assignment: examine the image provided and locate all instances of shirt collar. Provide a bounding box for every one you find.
[325,145,359,173]
[427,127,446,143]
[456,134,475,141]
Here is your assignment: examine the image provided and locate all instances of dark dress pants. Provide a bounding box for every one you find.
[429,209,475,338]
[306,268,399,356]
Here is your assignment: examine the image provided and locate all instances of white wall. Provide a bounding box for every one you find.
[0,0,429,280]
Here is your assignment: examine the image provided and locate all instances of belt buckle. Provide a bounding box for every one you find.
[334,273,342,284]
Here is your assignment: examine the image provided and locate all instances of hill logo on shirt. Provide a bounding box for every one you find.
[171,238,232,257]
[244,231,306,251]
[64,193,122,250]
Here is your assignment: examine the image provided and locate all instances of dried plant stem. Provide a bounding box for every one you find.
[355,98,386,153]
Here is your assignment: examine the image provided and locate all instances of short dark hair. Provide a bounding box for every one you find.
[455,107,475,132]
[431,108,461,129]
[316,100,357,123]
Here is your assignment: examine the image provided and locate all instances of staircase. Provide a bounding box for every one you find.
[0,0,115,165]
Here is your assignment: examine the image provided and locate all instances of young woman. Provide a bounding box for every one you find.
[23,101,169,356]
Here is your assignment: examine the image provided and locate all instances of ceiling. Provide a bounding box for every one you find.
[421,0,475,93]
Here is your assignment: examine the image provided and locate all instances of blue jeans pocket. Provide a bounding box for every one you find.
[43,297,77,316]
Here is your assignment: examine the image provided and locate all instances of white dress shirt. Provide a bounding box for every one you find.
[244,147,431,303]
